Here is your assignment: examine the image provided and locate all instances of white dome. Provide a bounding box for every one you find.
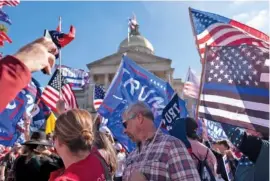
[118,35,154,54]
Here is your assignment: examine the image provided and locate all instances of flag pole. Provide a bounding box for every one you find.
[58,16,62,98]
[195,44,208,121]
[188,7,203,63]
[127,19,130,46]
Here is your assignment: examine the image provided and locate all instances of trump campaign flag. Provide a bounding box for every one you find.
[0,91,27,138]
[98,55,174,152]
[204,119,228,141]
[162,93,190,148]
[24,78,51,132]
[55,64,90,88]
[0,78,51,146]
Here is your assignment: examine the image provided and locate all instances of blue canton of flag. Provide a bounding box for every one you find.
[94,85,105,111]
[199,45,269,136]
[0,9,11,25]
[98,55,174,152]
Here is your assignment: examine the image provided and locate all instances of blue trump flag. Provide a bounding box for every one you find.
[98,55,174,152]
[25,78,50,132]
[162,93,190,149]
[0,78,50,146]
[0,91,27,146]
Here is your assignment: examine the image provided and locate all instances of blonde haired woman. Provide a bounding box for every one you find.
[95,126,117,178]
[49,109,110,181]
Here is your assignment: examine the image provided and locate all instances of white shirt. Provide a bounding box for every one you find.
[115,152,126,177]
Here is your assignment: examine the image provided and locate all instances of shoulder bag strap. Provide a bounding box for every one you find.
[93,152,112,181]
[204,148,209,161]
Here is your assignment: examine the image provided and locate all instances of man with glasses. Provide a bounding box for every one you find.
[122,102,200,181]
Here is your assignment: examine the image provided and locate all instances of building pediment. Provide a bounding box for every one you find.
[87,50,172,69]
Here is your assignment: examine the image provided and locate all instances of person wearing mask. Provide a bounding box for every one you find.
[12,131,63,181]
[49,109,108,181]
[0,37,57,112]
[122,102,200,181]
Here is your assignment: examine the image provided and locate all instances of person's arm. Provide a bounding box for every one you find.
[23,114,31,141]
[222,124,262,163]
[0,154,10,181]
[0,56,31,112]
[0,165,5,181]
[0,37,58,113]
[167,138,201,181]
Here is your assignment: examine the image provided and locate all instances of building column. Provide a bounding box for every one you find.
[88,74,95,111]
[104,74,109,89]
[166,71,171,84]
[89,74,94,83]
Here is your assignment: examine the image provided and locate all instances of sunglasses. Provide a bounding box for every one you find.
[122,114,136,129]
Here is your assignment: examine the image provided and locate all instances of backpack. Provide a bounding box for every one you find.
[192,149,216,181]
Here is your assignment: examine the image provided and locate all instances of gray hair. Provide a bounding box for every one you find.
[123,102,154,121]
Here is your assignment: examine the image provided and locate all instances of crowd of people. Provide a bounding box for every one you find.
[0,37,268,181]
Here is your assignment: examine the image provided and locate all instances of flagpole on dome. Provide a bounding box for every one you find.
[127,18,130,46]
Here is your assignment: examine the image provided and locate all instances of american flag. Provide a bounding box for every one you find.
[199,45,269,135]
[183,67,200,99]
[41,69,78,112]
[189,8,269,60]
[0,0,20,8]
[128,14,137,31]
[93,85,105,111]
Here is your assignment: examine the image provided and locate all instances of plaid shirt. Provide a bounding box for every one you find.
[123,131,200,181]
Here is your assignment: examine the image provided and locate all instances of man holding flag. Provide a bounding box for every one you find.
[122,101,200,181]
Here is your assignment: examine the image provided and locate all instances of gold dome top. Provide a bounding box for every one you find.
[118,35,154,54]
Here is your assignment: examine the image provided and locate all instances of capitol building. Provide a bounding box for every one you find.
[73,21,194,115]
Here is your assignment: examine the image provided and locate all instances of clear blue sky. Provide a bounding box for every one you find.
[2,1,268,86]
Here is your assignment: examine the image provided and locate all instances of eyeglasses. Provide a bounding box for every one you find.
[122,114,136,129]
